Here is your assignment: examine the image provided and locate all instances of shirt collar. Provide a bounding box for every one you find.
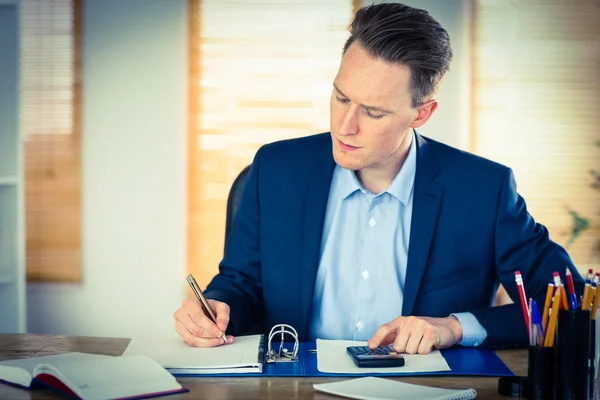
[338,130,417,206]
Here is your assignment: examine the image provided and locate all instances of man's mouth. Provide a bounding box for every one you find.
[337,138,360,151]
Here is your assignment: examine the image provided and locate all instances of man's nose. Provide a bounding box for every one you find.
[339,106,358,136]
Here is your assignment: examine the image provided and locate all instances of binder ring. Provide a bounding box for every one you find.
[265,324,299,363]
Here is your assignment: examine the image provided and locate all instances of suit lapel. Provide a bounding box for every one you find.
[300,138,336,338]
[402,134,444,316]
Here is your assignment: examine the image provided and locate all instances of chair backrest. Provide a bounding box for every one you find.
[225,165,252,247]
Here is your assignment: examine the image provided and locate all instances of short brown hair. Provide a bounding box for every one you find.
[344,3,453,107]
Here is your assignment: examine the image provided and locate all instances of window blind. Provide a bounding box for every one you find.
[472,0,600,272]
[188,0,355,287]
[20,0,81,282]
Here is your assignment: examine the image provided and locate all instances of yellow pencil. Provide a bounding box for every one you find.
[544,288,561,348]
[541,282,553,331]
[591,275,600,319]
[560,284,569,310]
[581,283,592,311]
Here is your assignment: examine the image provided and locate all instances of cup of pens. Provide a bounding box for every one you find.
[522,269,599,400]
[556,269,598,400]
[524,278,556,400]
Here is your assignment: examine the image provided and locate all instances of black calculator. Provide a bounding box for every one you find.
[346,345,405,368]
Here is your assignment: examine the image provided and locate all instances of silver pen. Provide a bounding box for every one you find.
[186,274,229,344]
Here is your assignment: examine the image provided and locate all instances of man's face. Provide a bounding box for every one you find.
[330,42,433,172]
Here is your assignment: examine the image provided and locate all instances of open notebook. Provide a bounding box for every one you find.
[123,334,263,374]
[0,352,186,400]
[314,377,477,400]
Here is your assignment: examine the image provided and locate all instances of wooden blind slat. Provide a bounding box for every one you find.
[473,0,600,271]
[188,0,355,288]
[21,0,81,282]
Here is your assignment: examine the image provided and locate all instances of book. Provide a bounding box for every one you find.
[0,352,187,399]
[313,377,477,400]
[122,334,263,374]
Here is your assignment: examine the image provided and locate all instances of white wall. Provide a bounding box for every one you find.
[0,0,26,334]
[27,0,188,337]
[361,0,472,150]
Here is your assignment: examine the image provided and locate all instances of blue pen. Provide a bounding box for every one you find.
[569,293,578,311]
[530,299,544,347]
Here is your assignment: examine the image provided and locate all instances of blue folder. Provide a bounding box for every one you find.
[171,342,514,378]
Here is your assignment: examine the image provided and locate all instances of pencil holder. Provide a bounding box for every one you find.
[589,319,596,398]
[557,309,592,400]
[527,346,556,400]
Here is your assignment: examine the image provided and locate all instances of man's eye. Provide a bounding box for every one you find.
[335,96,350,104]
[365,109,384,120]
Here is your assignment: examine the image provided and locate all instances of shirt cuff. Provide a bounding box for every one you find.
[451,312,488,347]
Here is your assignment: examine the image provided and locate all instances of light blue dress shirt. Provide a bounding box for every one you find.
[308,131,487,346]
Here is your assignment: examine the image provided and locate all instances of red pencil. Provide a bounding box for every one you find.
[514,271,530,339]
[566,268,576,297]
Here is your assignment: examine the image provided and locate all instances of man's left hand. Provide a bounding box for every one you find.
[368,316,463,354]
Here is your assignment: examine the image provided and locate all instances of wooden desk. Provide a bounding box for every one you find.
[0,334,527,399]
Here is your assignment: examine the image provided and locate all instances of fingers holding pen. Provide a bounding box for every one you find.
[174,320,232,347]
[209,299,231,333]
[173,299,234,347]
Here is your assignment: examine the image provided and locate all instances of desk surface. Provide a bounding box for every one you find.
[1,333,526,399]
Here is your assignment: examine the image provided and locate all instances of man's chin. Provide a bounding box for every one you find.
[332,151,362,171]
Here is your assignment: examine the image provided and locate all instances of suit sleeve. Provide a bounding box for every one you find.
[469,168,584,349]
[203,148,265,335]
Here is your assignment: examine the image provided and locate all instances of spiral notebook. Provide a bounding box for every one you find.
[313,377,477,400]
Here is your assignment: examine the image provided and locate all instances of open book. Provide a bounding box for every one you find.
[123,334,263,374]
[0,352,186,400]
[314,377,477,400]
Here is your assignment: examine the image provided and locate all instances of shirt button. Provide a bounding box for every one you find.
[361,270,369,280]
[356,321,364,331]
[368,218,376,227]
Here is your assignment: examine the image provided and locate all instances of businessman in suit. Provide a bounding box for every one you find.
[173,2,583,353]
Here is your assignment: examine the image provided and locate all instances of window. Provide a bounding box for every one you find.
[188,0,355,287]
[21,0,81,281]
[472,0,600,272]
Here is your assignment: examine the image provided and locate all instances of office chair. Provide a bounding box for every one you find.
[224,165,252,247]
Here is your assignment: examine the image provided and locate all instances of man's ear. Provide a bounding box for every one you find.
[410,100,438,128]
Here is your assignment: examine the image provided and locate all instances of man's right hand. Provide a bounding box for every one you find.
[173,299,234,347]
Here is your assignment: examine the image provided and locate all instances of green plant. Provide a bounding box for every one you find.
[567,210,590,248]
[567,140,600,261]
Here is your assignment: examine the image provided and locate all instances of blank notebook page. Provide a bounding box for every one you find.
[313,377,477,400]
[0,353,112,388]
[123,334,262,370]
[35,354,182,400]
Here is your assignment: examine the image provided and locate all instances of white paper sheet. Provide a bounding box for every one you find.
[316,339,451,374]
[123,334,263,374]
[314,377,476,400]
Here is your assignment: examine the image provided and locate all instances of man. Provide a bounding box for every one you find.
[173,2,582,354]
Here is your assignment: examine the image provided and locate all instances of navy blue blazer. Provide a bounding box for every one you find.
[204,132,583,349]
